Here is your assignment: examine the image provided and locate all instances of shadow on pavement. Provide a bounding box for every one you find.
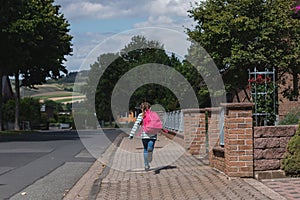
[154,165,177,174]
[126,165,177,174]
[0,129,124,143]
[0,130,80,142]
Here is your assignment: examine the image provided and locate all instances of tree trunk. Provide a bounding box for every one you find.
[14,72,20,131]
[243,87,251,102]
[292,71,299,101]
[0,73,3,131]
[109,115,113,128]
[234,89,240,102]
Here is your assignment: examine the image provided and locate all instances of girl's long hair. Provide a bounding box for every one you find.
[140,102,151,116]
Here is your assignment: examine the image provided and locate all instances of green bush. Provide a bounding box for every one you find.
[282,125,300,177]
[48,118,57,123]
[3,98,41,125]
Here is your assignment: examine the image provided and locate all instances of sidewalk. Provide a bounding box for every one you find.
[65,134,296,200]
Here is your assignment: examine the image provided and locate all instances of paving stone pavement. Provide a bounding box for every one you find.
[92,135,287,200]
[261,178,300,200]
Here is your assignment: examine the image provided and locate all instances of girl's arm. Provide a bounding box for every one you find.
[129,113,143,137]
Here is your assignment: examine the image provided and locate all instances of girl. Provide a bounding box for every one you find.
[128,102,157,171]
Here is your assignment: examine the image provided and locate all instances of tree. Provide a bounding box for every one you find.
[279,1,300,100]
[0,0,72,130]
[83,36,183,125]
[187,0,300,103]
[0,0,24,130]
[120,36,179,111]
[93,52,125,125]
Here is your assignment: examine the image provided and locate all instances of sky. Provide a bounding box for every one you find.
[54,0,197,72]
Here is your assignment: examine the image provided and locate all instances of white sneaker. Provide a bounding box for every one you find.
[145,165,150,171]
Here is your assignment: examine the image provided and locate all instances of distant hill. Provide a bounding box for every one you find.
[19,70,89,104]
[46,70,89,84]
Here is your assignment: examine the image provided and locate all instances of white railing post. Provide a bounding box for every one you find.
[163,110,184,134]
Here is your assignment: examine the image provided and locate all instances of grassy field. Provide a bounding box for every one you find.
[21,83,86,104]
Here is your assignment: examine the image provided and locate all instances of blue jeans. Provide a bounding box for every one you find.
[142,139,156,167]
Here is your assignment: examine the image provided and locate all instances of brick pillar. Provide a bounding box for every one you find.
[183,109,195,149]
[197,109,207,157]
[188,109,206,156]
[222,103,254,178]
[206,107,221,151]
[206,107,222,163]
[182,109,204,154]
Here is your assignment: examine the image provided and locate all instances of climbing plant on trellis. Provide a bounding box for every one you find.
[248,68,277,126]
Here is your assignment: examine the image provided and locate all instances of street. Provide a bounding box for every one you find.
[0,129,120,200]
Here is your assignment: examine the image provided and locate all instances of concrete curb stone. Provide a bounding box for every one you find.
[63,133,126,200]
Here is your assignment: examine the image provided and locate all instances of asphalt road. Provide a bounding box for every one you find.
[0,129,121,200]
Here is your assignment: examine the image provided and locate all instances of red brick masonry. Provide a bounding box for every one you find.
[221,103,254,177]
[163,103,297,178]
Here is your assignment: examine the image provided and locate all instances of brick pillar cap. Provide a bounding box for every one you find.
[221,103,254,109]
[205,107,222,112]
[182,108,205,113]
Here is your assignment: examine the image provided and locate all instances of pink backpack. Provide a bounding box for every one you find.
[142,110,163,134]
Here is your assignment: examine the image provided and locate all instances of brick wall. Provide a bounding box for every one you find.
[210,146,225,172]
[163,103,297,178]
[182,108,219,158]
[206,107,223,171]
[192,109,206,157]
[278,73,300,120]
[182,109,203,152]
[207,107,221,154]
[163,109,205,153]
[222,103,254,177]
[254,125,297,172]
[164,103,254,177]
[278,101,300,121]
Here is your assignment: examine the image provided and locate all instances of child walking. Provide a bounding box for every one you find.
[128,102,158,171]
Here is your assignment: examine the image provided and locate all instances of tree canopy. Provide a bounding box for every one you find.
[187,0,300,100]
[83,36,183,123]
[0,0,72,130]
[0,0,72,85]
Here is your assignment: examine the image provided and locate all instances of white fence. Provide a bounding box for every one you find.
[163,110,184,134]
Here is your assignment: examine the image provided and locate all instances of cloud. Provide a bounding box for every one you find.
[55,0,197,71]
[66,25,194,71]
[147,0,192,17]
[60,2,133,20]
[134,16,194,33]
[75,27,192,71]
[65,32,111,71]
[134,16,174,27]
[56,0,194,20]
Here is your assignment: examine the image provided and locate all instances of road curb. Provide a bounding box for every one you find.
[63,132,126,200]
[88,133,125,200]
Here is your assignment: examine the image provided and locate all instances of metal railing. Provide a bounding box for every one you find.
[163,109,225,146]
[163,110,184,134]
[220,109,225,146]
